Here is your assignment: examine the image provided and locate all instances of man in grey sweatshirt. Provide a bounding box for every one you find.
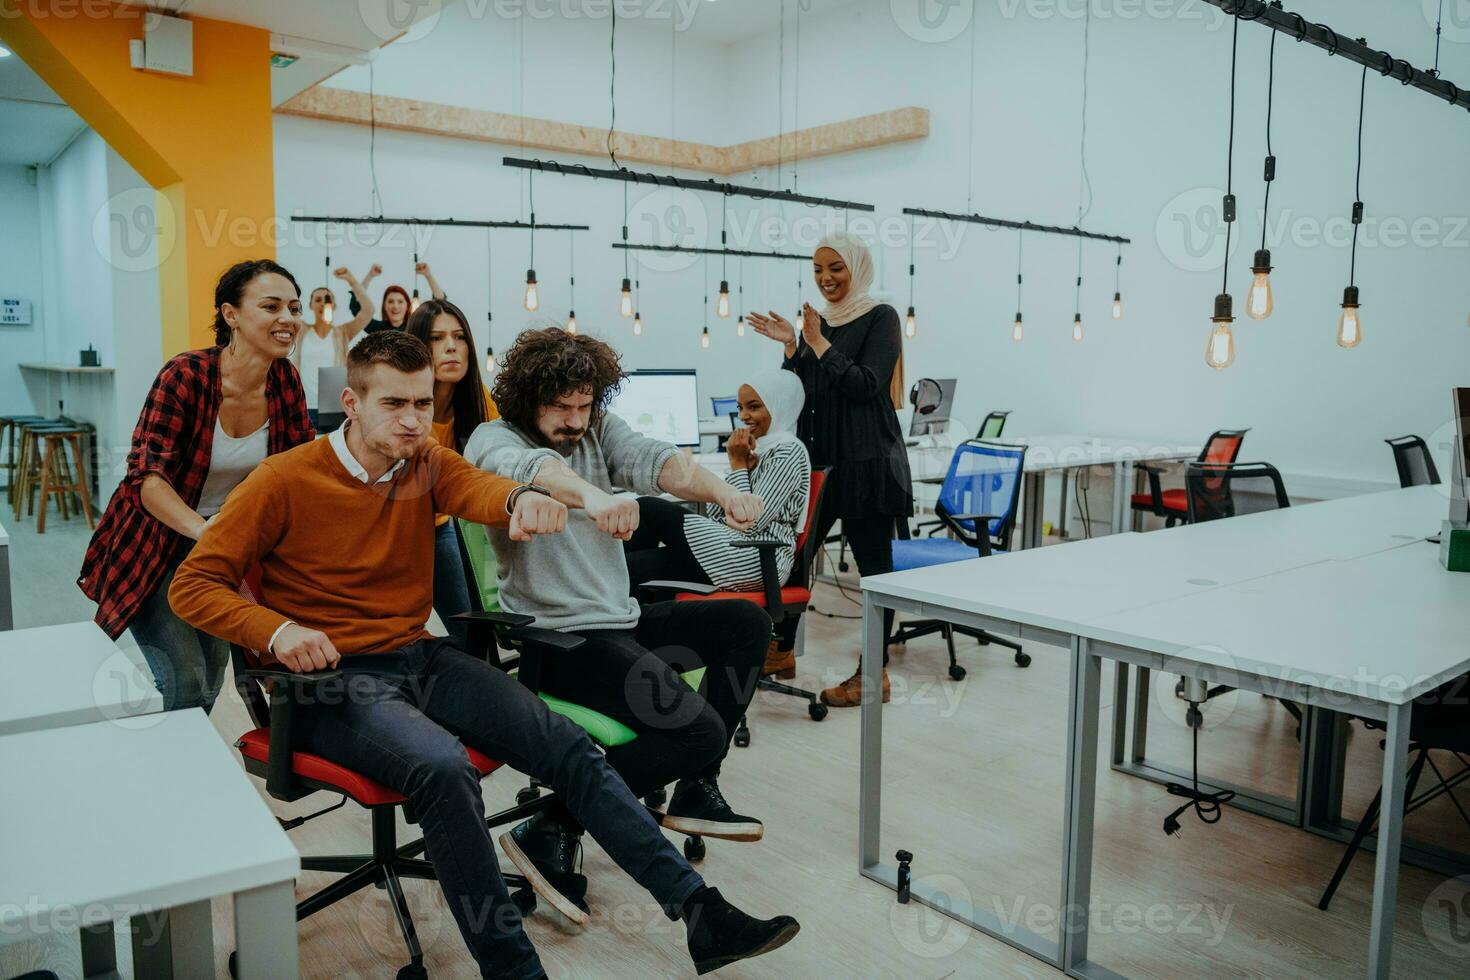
[465,328,772,919]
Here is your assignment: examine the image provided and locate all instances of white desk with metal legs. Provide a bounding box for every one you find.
[0,517,11,630]
[857,486,1467,979]
[0,710,301,979]
[0,621,163,736]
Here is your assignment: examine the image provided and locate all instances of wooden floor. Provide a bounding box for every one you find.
[4,511,1470,979]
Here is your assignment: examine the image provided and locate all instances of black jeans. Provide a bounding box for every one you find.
[294,637,704,979]
[540,599,770,799]
[623,495,711,590]
[779,494,896,663]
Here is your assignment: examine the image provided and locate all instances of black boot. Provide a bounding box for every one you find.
[658,777,764,842]
[681,886,799,975]
[498,811,589,924]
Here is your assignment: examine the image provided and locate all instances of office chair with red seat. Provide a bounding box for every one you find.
[1131,428,1249,528]
[228,569,550,980]
[642,468,833,744]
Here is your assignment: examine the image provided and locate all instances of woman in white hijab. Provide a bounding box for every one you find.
[747,232,913,707]
[624,369,812,625]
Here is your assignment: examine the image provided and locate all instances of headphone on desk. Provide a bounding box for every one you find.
[909,378,942,417]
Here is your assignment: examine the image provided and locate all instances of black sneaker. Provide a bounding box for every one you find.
[498,813,590,924]
[658,778,764,842]
[682,886,799,975]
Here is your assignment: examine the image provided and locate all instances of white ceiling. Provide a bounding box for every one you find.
[0,52,84,166]
[622,0,861,44]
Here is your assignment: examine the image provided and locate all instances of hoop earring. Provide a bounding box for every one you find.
[228,326,239,356]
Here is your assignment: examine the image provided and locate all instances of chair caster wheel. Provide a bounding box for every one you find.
[397,963,428,980]
[733,729,751,748]
[228,951,237,978]
[808,702,828,721]
[684,836,706,861]
[948,664,966,681]
[644,787,667,809]
[515,785,540,806]
[1014,652,1031,668]
[839,562,850,573]
[512,886,537,916]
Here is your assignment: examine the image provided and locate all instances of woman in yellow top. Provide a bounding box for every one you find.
[405,299,499,647]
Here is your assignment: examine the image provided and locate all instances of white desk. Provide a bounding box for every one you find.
[0,517,10,630]
[0,621,163,735]
[857,486,1463,979]
[0,710,301,979]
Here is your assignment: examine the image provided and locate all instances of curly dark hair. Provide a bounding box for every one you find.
[491,327,625,435]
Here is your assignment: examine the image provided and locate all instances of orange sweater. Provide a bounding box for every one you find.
[170,435,519,659]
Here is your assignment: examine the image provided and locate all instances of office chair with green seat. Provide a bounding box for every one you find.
[977,411,1011,440]
[454,518,712,862]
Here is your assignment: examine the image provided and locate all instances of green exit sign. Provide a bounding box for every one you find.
[270,52,298,68]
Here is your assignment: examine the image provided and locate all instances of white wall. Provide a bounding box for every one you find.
[0,166,48,416]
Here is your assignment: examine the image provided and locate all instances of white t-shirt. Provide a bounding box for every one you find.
[298,328,337,410]
[197,418,269,517]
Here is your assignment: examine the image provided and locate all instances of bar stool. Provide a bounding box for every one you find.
[11,419,61,520]
[0,415,45,496]
[31,424,95,533]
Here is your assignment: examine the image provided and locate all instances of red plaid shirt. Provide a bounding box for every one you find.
[79,346,315,638]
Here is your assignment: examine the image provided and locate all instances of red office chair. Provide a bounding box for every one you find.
[642,468,831,742]
[228,568,547,980]
[1130,429,1249,528]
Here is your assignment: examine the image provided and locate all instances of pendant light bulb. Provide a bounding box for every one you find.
[1246,249,1274,321]
[633,311,642,336]
[1111,293,1123,320]
[566,310,577,335]
[1071,313,1083,343]
[410,289,421,313]
[904,305,917,339]
[485,348,497,373]
[700,326,710,350]
[1337,286,1362,349]
[737,314,746,338]
[321,301,335,326]
[620,278,633,318]
[523,270,539,312]
[717,281,731,318]
[1205,293,1236,370]
[1012,312,1024,343]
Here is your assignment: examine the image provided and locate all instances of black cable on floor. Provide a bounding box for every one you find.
[1162,722,1235,836]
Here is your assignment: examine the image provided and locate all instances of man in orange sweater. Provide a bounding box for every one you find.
[170,331,798,979]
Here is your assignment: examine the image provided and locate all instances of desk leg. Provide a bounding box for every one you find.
[1130,666,1150,764]
[131,899,212,979]
[80,921,116,978]
[0,543,11,629]
[1057,469,1070,539]
[1367,702,1411,978]
[858,591,885,871]
[233,880,300,980]
[1022,472,1045,550]
[1110,662,1129,766]
[1111,463,1129,534]
[1061,637,1102,972]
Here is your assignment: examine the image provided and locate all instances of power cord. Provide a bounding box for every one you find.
[1161,717,1236,836]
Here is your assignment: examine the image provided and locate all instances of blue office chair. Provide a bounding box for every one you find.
[891,440,1030,679]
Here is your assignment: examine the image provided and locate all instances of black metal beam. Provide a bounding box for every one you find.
[1201,0,1470,114]
[291,214,589,230]
[612,242,813,262]
[902,207,1131,245]
[503,157,876,212]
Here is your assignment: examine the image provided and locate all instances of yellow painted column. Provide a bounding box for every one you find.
[1,1,277,354]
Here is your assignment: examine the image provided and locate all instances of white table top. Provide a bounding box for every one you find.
[864,487,1454,703]
[0,709,299,940]
[0,516,8,547]
[908,432,1198,482]
[0,622,163,736]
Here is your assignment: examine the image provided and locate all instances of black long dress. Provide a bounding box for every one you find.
[782,303,912,520]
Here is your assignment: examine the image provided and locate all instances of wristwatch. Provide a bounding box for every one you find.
[506,482,552,515]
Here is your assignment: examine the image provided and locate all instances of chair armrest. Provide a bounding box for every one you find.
[945,513,998,525]
[935,510,994,557]
[638,579,720,599]
[452,610,535,629]
[1134,462,1168,511]
[246,666,345,801]
[1135,462,1167,474]
[727,542,785,620]
[728,539,783,550]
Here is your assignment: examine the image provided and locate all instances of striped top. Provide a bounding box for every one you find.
[685,440,811,591]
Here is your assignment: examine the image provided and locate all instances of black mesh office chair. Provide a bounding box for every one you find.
[1385,435,1441,487]
[1319,673,1470,910]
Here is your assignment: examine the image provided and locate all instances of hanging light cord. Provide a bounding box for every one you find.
[1073,4,1093,316]
[1260,29,1276,252]
[1221,13,1240,297]
[1350,63,1367,287]
[528,172,536,268]
[1114,244,1122,293]
[622,182,630,280]
[569,231,575,306]
[1015,231,1024,311]
[1433,0,1445,77]
[486,228,493,330]
[608,5,620,169]
[908,215,916,309]
[966,9,978,213]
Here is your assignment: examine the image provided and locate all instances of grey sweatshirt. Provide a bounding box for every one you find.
[464,413,681,632]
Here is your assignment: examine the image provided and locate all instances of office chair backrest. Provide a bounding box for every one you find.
[230,565,273,731]
[937,440,1026,547]
[1198,429,1249,466]
[1184,461,1290,523]
[710,396,739,418]
[792,468,830,588]
[1385,435,1441,487]
[977,411,1010,440]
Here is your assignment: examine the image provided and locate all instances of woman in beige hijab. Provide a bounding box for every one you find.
[747,231,912,707]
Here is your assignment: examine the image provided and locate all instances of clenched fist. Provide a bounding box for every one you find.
[272,623,341,673]
[586,491,640,540]
[721,491,764,531]
[509,490,568,541]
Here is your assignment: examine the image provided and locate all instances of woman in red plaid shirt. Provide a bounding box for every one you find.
[79,259,316,711]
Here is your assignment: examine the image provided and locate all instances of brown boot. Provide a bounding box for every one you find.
[762,639,796,679]
[819,666,890,707]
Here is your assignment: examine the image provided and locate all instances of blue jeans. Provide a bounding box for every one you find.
[294,638,704,979]
[433,520,474,649]
[129,555,231,712]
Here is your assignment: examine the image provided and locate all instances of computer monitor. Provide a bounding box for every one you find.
[1452,387,1470,524]
[908,378,957,437]
[710,395,739,418]
[317,366,348,432]
[606,369,701,447]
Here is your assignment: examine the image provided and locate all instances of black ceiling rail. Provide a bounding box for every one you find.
[1200,0,1470,114]
[902,207,1131,245]
[292,215,589,230]
[503,157,876,212]
[612,242,813,261]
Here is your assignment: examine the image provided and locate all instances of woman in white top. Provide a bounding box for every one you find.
[293,266,375,426]
[624,370,811,672]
